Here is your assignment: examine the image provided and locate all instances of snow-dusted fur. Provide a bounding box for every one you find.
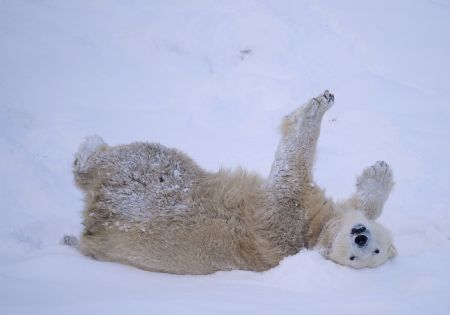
[70,90,397,274]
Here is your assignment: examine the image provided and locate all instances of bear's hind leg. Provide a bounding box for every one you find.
[73,135,107,190]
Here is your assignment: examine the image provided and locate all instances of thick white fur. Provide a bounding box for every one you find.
[69,90,397,274]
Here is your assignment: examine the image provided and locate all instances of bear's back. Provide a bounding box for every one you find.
[90,142,206,221]
[79,142,283,274]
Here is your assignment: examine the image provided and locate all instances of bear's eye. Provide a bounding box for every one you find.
[349,256,356,261]
[374,249,380,254]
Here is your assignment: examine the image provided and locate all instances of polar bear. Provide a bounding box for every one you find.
[68,90,397,274]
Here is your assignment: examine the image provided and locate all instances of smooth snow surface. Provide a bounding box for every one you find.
[1,1,449,314]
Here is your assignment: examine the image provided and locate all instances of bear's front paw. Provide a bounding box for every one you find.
[357,161,394,192]
[303,90,334,119]
[323,90,334,103]
[282,90,334,134]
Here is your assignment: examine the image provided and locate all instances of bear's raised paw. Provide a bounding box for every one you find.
[304,90,334,119]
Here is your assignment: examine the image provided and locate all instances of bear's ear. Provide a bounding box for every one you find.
[388,244,398,258]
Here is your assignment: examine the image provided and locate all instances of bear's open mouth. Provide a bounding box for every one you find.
[351,224,366,235]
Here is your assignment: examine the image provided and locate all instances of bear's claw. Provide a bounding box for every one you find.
[323,90,334,103]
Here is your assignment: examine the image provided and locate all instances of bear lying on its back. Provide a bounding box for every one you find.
[68,90,397,274]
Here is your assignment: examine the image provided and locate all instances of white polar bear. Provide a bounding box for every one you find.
[68,90,397,274]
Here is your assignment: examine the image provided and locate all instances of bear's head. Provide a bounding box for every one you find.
[319,210,397,268]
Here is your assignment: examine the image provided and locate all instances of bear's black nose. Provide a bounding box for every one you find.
[355,234,368,247]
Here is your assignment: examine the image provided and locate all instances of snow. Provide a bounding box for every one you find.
[1,0,449,314]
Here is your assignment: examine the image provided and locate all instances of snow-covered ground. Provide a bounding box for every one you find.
[1,1,449,314]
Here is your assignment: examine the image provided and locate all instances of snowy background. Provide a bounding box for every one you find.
[1,0,450,314]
